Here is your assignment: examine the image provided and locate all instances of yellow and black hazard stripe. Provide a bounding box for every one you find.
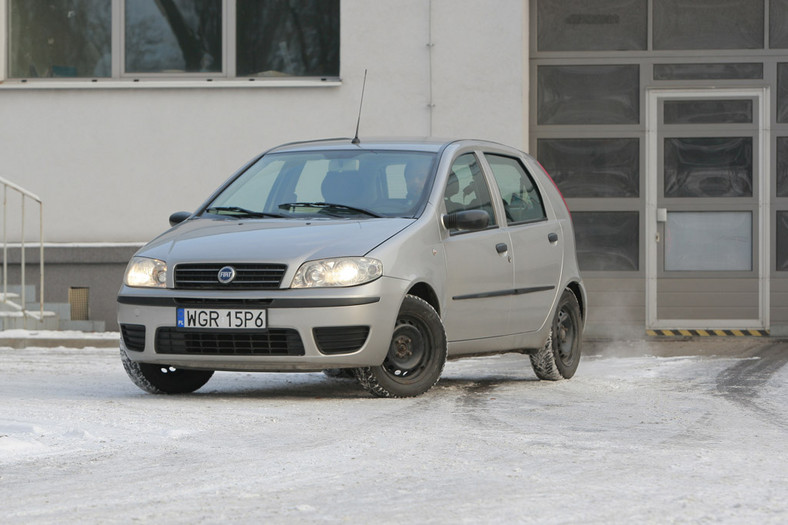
[646,329,769,337]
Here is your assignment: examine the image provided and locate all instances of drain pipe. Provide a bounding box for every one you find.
[427,0,434,136]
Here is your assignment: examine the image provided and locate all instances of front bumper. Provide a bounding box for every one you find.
[116,276,408,372]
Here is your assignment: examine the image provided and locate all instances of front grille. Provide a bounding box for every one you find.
[174,298,273,308]
[313,326,370,355]
[155,328,304,356]
[121,324,146,352]
[174,263,287,290]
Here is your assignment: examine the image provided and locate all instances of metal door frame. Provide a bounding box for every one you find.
[645,88,770,330]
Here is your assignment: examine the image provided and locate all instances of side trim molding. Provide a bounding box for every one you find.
[453,286,555,301]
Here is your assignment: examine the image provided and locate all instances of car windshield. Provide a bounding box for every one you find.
[204,149,438,219]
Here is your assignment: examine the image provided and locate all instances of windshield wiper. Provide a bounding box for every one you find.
[278,202,382,218]
[205,206,285,219]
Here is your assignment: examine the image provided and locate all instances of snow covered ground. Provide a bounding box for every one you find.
[1,342,787,524]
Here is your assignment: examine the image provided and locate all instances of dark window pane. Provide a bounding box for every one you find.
[771,0,788,48]
[536,0,647,51]
[663,100,753,124]
[236,0,339,77]
[654,63,763,81]
[573,212,639,271]
[778,138,788,197]
[537,65,639,125]
[653,0,763,50]
[125,0,222,73]
[779,64,788,123]
[444,154,497,230]
[778,212,788,271]
[664,138,753,198]
[9,0,111,78]
[537,139,639,198]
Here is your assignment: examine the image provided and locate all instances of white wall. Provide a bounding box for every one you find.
[0,0,528,243]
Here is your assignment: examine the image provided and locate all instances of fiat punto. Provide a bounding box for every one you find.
[117,138,586,397]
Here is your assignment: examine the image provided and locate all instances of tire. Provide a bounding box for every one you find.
[530,289,582,381]
[355,295,447,398]
[121,350,214,394]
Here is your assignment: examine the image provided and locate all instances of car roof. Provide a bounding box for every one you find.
[265,137,517,155]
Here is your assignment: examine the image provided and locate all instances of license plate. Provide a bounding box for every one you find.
[176,308,267,329]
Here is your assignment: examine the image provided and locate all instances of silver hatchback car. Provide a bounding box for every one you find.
[117,138,586,397]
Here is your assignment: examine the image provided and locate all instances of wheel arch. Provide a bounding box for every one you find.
[566,281,586,321]
[406,281,441,316]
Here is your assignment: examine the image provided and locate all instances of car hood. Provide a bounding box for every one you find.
[135,218,415,266]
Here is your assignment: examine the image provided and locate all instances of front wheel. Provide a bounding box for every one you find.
[355,295,447,398]
[121,350,214,394]
[530,289,583,381]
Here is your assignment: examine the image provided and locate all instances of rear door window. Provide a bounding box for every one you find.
[485,154,547,224]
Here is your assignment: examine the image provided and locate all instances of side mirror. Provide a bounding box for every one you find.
[169,211,191,227]
[441,210,489,231]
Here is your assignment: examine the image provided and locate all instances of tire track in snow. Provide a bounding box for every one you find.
[715,342,788,427]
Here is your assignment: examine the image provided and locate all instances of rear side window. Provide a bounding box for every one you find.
[485,154,547,224]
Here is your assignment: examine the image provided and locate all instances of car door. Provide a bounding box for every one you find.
[483,153,563,333]
[441,152,514,341]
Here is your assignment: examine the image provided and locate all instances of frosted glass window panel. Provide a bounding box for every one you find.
[665,212,752,271]
[654,63,763,81]
[537,65,640,125]
[236,0,339,77]
[770,0,788,49]
[778,138,788,197]
[573,212,639,271]
[779,64,788,123]
[663,100,753,124]
[536,0,647,51]
[125,0,222,73]
[653,0,764,50]
[777,212,788,271]
[537,138,639,198]
[664,138,753,198]
[8,0,112,78]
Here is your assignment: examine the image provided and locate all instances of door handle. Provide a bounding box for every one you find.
[495,243,508,254]
[548,232,559,243]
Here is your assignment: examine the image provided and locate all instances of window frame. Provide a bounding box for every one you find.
[4,0,341,83]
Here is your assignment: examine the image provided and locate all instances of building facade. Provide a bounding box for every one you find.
[2,0,787,336]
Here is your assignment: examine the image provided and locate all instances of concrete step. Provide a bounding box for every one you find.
[59,319,106,332]
[0,310,60,330]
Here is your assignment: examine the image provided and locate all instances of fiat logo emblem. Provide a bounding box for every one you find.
[218,266,236,284]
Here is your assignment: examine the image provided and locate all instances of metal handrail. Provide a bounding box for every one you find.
[0,176,44,323]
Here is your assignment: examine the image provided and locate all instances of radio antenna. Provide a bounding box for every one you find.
[352,69,367,145]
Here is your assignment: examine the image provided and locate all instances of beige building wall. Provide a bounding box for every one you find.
[0,0,528,243]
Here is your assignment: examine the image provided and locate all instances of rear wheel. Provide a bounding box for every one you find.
[530,289,582,380]
[121,350,214,394]
[355,295,447,397]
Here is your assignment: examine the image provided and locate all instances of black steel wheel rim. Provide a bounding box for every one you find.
[383,315,430,379]
[555,307,576,367]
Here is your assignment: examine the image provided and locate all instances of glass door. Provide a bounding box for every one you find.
[646,89,769,330]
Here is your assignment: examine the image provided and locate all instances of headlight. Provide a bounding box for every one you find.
[291,257,383,288]
[124,257,168,288]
